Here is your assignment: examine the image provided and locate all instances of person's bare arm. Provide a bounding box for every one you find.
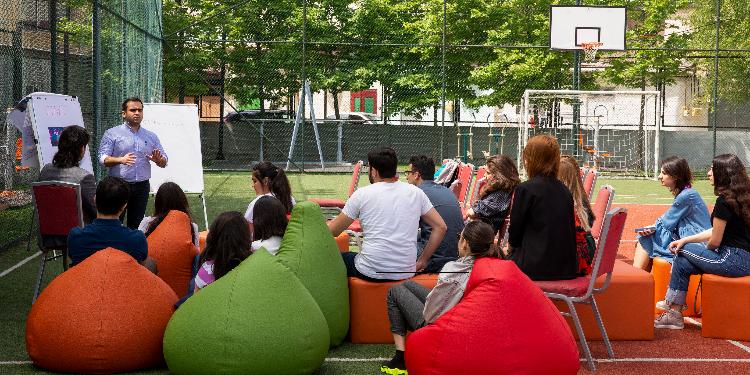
[668,227,714,253]
[104,153,135,167]
[416,208,447,272]
[328,213,355,236]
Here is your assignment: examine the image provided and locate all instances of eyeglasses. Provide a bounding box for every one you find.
[403,170,418,176]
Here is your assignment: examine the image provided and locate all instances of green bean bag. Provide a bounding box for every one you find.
[163,249,330,375]
[277,201,350,346]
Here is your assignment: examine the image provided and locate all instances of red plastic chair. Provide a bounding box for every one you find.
[591,185,615,241]
[308,160,363,209]
[583,168,598,200]
[31,181,84,302]
[465,166,487,210]
[534,207,628,371]
[450,163,473,206]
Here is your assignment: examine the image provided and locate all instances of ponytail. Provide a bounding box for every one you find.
[253,161,294,213]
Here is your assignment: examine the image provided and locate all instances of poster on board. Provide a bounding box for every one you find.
[141,103,204,194]
[25,92,93,173]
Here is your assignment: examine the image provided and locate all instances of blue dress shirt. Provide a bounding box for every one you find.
[97,123,167,182]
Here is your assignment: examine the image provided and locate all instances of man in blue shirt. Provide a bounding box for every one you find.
[98,97,167,229]
[405,155,465,273]
[67,176,156,272]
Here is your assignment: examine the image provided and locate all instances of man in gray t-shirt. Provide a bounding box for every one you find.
[406,155,465,273]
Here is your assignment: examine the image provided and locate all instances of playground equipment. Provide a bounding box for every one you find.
[456,114,475,163]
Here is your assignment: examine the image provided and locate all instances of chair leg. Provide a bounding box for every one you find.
[32,252,47,304]
[590,296,614,358]
[565,299,596,371]
[62,248,70,271]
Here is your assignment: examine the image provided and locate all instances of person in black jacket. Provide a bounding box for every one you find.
[507,134,578,280]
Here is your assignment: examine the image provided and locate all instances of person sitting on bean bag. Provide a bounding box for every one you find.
[381,220,499,374]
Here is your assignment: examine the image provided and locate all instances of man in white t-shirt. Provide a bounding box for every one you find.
[328,147,447,281]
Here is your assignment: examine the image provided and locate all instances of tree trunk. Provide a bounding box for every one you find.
[333,89,340,119]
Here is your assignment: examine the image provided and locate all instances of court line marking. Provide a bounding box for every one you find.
[321,357,750,363]
[728,340,750,354]
[0,251,41,279]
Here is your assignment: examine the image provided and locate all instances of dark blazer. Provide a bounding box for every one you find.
[39,164,97,224]
[507,175,578,280]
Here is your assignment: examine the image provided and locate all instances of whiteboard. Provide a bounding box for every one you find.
[26,92,94,173]
[141,103,204,194]
[549,6,626,50]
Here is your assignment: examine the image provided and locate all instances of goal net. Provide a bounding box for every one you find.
[519,90,662,178]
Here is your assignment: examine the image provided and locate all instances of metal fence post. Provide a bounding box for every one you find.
[711,0,721,157]
[92,0,102,178]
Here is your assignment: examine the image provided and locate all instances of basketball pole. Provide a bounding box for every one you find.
[572,0,582,158]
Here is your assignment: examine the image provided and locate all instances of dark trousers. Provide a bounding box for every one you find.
[120,180,150,229]
[387,281,429,336]
[341,252,398,282]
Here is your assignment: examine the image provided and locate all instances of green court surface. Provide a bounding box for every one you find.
[0,172,713,374]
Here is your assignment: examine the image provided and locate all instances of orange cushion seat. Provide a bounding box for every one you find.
[334,232,350,252]
[554,260,654,340]
[651,257,702,317]
[701,274,750,340]
[198,230,208,253]
[349,274,439,343]
[147,210,200,298]
[26,248,178,374]
[308,198,346,208]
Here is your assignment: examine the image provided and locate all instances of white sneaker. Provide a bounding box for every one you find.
[654,309,684,329]
[656,300,687,311]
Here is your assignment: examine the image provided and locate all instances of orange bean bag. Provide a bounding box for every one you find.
[335,232,350,252]
[26,248,178,374]
[406,258,580,375]
[198,230,208,253]
[147,210,199,298]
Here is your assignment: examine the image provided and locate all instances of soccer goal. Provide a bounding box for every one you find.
[519,89,662,178]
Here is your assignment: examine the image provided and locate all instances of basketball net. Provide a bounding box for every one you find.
[580,42,604,62]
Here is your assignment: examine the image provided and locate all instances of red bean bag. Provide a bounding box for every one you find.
[405,258,580,375]
[26,248,178,374]
[147,210,199,297]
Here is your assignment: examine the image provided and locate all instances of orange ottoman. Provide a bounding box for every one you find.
[652,257,702,317]
[702,274,750,340]
[349,274,439,343]
[554,260,654,340]
[26,248,178,374]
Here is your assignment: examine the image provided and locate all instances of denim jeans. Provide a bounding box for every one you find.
[665,243,750,305]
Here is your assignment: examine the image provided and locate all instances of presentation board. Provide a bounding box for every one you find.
[25,93,94,173]
[141,103,204,194]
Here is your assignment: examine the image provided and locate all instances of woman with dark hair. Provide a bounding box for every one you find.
[633,156,711,271]
[244,161,295,232]
[39,125,96,223]
[465,155,520,236]
[655,154,750,329]
[381,220,501,374]
[251,196,288,255]
[507,134,577,280]
[194,211,253,289]
[138,182,199,246]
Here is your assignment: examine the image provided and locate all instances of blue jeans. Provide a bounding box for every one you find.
[665,243,750,305]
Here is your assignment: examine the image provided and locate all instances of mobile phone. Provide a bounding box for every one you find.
[633,225,656,233]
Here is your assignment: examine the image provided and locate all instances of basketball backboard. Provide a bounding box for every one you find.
[549,6,627,51]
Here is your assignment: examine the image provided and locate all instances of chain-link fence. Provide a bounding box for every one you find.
[2,0,750,250]
[1,0,161,250]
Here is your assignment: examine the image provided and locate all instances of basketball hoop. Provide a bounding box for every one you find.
[580,42,604,61]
